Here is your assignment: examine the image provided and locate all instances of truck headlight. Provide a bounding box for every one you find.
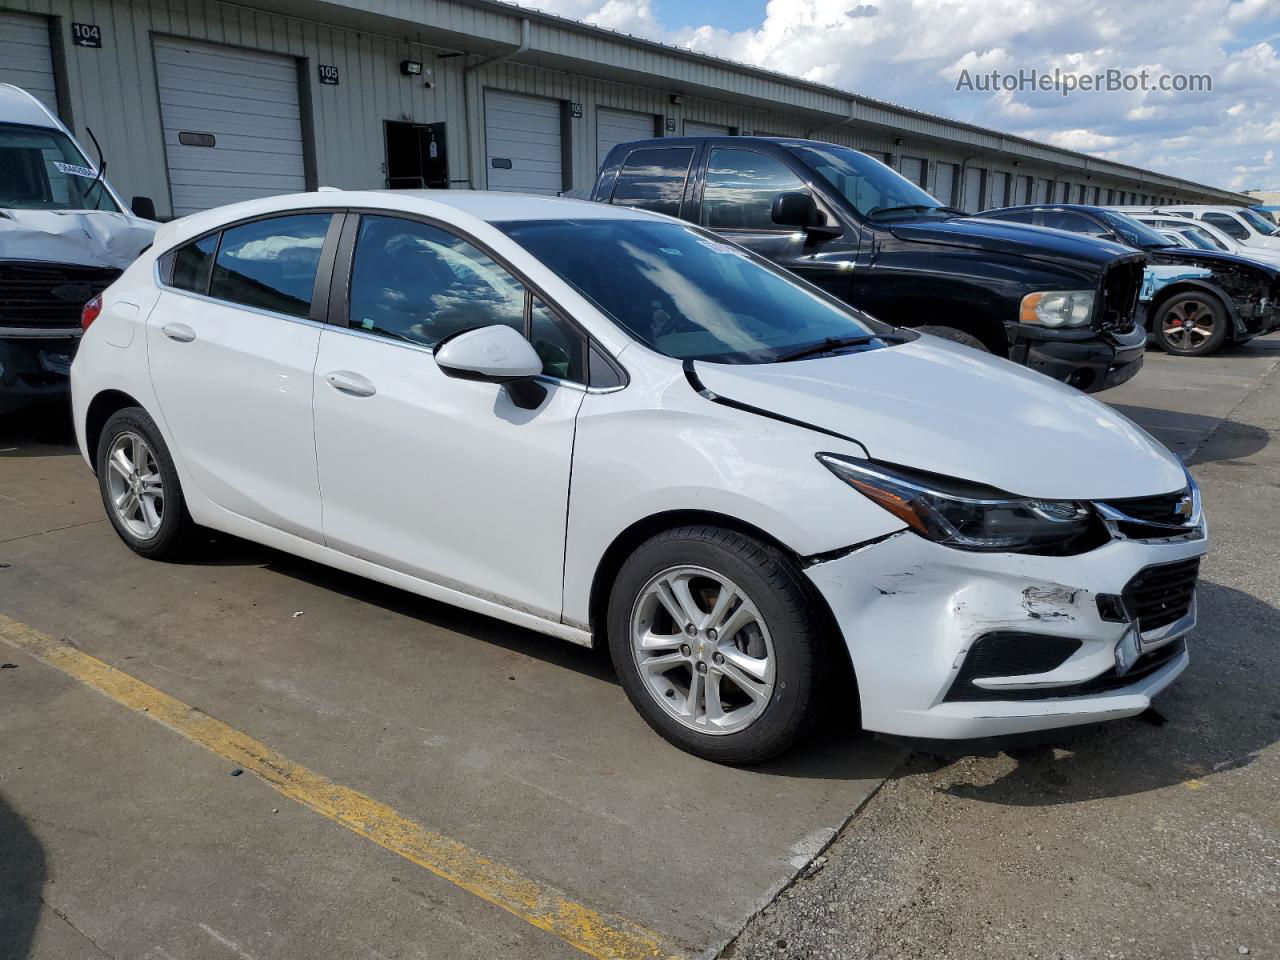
[817,455,1097,554]
[1020,290,1094,328]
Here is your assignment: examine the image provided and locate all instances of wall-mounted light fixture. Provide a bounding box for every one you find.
[401,59,423,76]
[669,93,684,106]
[894,137,903,145]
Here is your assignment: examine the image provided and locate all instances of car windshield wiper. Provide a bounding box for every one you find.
[775,333,905,362]
[865,204,938,219]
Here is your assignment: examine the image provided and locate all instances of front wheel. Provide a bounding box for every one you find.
[1153,292,1228,356]
[607,526,828,764]
[96,407,198,560]
[916,325,990,351]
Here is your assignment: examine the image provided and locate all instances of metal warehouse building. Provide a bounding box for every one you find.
[0,0,1251,219]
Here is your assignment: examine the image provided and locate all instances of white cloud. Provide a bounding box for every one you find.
[518,0,1280,191]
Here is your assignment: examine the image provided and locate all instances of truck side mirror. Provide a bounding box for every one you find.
[772,192,842,241]
[772,192,820,228]
[131,196,157,220]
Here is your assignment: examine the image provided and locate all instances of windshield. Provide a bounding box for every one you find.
[1238,208,1280,236]
[497,218,894,364]
[787,143,946,220]
[1098,210,1173,248]
[0,123,119,212]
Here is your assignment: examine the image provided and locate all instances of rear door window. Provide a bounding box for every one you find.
[209,214,332,318]
[609,148,694,217]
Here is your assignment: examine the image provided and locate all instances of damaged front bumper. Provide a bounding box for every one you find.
[1007,322,1147,394]
[805,526,1207,740]
[0,333,79,411]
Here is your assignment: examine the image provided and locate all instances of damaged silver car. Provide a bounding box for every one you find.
[0,83,156,414]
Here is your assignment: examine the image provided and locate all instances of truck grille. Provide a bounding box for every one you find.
[1123,557,1200,631]
[0,261,120,329]
[1096,258,1144,331]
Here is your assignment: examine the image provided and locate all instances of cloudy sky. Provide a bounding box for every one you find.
[519,0,1280,193]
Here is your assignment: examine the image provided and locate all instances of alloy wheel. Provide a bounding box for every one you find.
[105,431,165,540]
[629,565,776,736]
[1162,299,1216,349]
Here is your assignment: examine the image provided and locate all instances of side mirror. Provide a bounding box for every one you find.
[131,196,157,220]
[434,324,546,409]
[772,192,820,228]
[771,192,841,240]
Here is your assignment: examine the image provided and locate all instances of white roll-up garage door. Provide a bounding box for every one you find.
[684,120,731,137]
[962,166,986,213]
[988,171,1009,208]
[899,156,926,189]
[0,11,58,112]
[154,38,307,217]
[485,90,562,195]
[596,107,654,170]
[934,163,957,206]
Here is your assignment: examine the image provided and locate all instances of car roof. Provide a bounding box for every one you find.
[151,189,661,251]
[984,203,1111,216]
[0,83,64,129]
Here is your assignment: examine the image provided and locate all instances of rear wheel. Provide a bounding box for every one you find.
[96,407,197,560]
[1153,292,1228,356]
[607,525,827,764]
[916,325,990,352]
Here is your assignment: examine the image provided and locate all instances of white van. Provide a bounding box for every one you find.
[0,83,157,414]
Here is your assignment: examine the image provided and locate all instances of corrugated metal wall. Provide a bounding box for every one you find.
[0,0,1215,217]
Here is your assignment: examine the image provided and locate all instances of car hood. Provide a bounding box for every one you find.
[1147,246,1279,279]
[0,208,157,269]
[692,336,1186,501]
[887,216,1133,270]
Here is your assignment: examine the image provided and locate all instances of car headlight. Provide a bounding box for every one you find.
[1020,290,1094,328]
[816,455,1096,553]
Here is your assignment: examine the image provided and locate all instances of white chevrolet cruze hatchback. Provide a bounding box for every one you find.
[72,191,1207,763]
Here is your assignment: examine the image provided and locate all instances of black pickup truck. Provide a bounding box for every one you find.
[592,136,1148,392]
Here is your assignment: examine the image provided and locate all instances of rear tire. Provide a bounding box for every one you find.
[1153,292,1228,356]
[96,407,198,560]
[916,325,990,351]
[607,525,827,764]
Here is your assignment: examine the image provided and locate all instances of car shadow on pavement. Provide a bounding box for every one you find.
[186,533,892,779]
[1108,403,1269,466]
[0,793,45,959]
[927,579,1279,805]
[0,401,78,458]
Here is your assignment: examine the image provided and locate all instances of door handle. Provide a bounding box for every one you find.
[161,322,196,343]
[325,370,377,398]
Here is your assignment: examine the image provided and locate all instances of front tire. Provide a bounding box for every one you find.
[607,525,827,764]
[916,325,990,352]
[1153,292,1228,356]
[96,407,197,560]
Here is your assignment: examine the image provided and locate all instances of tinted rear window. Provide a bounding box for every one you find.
[208,214,331,318]
[609,148,694,217]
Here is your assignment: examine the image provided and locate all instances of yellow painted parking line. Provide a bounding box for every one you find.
[0,613,684,960]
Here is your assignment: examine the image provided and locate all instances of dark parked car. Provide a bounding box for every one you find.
[982,204,1280,356]
[592,137,1148,392]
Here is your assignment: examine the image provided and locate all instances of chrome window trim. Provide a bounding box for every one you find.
[152,264,330,330]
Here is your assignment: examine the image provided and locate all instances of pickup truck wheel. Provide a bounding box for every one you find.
[96,407,198,560]
[607,525,826,765]
[916,326,989,352]
[1153,292,1227,356]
